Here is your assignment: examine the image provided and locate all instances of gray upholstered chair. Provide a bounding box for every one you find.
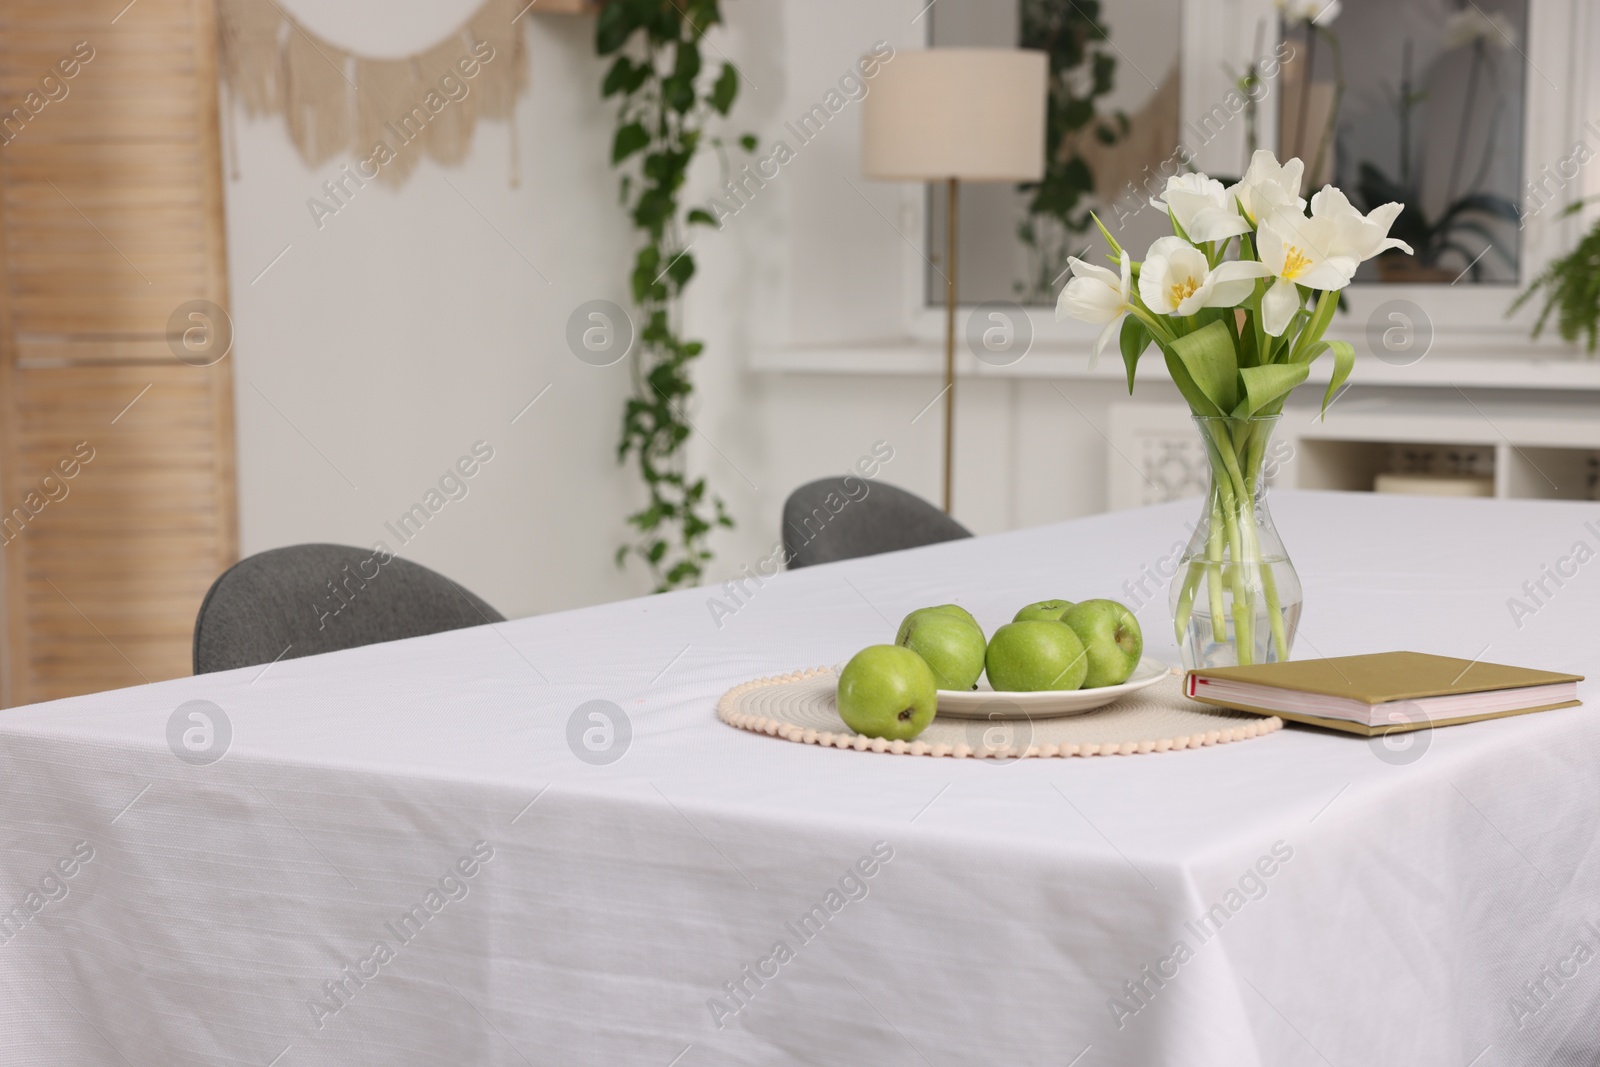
[193,543,504,674]
[782,478,972,569]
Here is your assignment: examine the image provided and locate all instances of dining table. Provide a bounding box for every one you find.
[2,488,1598,1067]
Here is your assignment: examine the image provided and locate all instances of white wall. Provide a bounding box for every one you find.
[226,13,646,619]
[223,1,1148,620]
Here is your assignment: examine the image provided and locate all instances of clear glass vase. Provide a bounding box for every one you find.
[1168,415,1302,669]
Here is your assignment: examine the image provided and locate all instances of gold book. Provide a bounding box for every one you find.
[1184,652,1584,736]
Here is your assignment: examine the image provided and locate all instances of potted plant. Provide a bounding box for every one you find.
[1510,199,1600,353]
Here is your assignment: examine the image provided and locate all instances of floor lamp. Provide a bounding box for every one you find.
[862,48,1047,514]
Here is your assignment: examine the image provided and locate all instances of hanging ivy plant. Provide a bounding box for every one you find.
[598,0,752,591]
[1016,0,1126,303]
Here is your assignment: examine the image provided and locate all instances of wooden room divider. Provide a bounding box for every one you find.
[0,0,237,704]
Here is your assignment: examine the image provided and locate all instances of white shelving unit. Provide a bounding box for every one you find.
[1106,398,1600,510]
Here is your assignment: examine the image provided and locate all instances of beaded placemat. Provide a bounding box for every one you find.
[717,666,1282,758]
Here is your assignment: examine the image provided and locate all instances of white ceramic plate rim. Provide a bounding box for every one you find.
[934,657,1171,719]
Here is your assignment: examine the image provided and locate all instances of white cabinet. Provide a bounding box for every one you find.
[1107,398,1600,509]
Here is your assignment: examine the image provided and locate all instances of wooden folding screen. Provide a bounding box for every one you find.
[0,0,236,704]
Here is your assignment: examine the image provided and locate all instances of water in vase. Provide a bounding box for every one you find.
[1171,556,1303,669]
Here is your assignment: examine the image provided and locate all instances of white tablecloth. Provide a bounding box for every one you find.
[3,490,1598,1067]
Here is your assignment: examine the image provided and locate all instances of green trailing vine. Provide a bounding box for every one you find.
[1016,0,1125,303]
[597,0,752,591]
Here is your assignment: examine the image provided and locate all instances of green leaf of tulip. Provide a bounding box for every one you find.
[1162,349,1222,418]
[1170,320,1238,414]
[1091,212,1123,259]
[1321,340,1355,417]
[1237,363,1310,417]
[1119,315,1152,393]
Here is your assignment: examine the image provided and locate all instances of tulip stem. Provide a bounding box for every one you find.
[1241,421,1289,660]
[1174,559,1203,643]
[1204,420,1255,664]
[1129,305,1178,347]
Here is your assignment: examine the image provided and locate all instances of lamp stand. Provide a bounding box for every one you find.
[942,176,958,515]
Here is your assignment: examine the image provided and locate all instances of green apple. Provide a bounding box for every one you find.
[836,645,938,740]
[896,604,980,642]
[984,621,1087,692]
[1062,599,1143,688]
[1012,599,1075,624]
[926,603,979,629]
[896,611,986,690]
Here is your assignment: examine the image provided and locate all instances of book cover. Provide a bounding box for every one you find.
[1185,652,1583,736]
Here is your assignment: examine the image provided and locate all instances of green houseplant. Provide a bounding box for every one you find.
[1014,0,1125,303]
[597,0,751,591]
[1058,149,1414,667]
[1510,200,1600,353]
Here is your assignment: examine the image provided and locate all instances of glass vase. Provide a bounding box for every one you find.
[1168,415,1302,669]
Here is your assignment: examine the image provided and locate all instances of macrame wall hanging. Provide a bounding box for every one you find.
[216,0,547,187]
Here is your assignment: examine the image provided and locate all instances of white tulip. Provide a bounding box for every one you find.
[1227,150,1307,226]
[1151,173,1253,244]
[1309,185,1414,261]
[1138,236,1271,318]
[1057,249,1132,361]
[1277,0,1340,24]
[1256,216,1358,336]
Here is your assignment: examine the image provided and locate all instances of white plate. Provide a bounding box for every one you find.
[935,657,1171,719]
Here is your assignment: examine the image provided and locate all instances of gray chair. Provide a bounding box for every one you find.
[193,543,504,674]
[782,478,972,569]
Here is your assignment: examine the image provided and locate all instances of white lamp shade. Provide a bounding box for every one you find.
[862,48,1047,183]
